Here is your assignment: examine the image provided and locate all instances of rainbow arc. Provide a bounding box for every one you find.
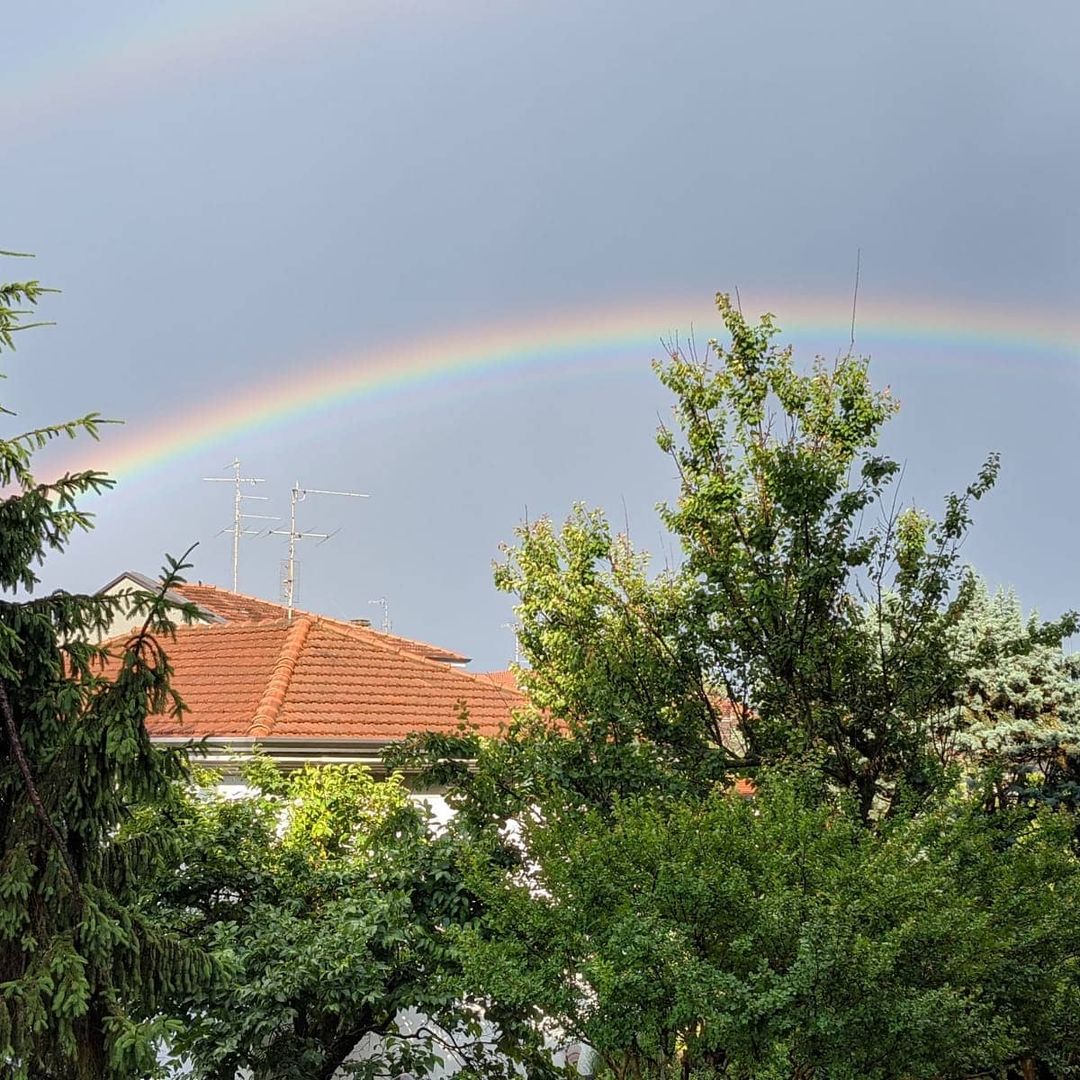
[42,293,1080,484]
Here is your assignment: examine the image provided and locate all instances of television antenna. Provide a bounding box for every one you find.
[203,459,276,592]
[368,597,391,633]
[270,481,369,620]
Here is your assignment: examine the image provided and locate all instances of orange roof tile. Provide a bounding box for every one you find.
[476,670,521,690]
[168,583,290,623]
[129,617,523,742]
[167,581,471,664]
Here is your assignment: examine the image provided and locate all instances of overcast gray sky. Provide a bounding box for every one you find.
[4,0,1079,668]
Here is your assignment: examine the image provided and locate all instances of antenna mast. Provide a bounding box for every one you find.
[271,482,369,620]
[369,597,391,632]
[203,459,275,592]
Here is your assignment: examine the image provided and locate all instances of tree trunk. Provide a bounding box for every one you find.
[314,1026,368,1080]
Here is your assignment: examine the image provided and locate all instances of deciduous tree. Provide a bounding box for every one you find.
[406,295,1080,1079]
[146,760,536,1080]
[463,776,1080,1080]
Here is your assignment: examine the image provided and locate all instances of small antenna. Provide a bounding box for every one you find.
[270,481,369,620]
[203,459,276,592]
[849,247,862,352]
[369,597,391,632]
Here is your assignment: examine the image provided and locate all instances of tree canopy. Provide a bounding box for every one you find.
[464,778,1080,1080]
[143,760,537,1080]
[402,295,1080,1080]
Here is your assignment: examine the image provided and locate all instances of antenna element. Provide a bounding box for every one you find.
[849,247,862,352]
[270,482,369,620]
[368,597,391,632]
[203,459,275,592]
[501,622,522,666]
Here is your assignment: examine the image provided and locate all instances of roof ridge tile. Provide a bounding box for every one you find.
[321,616,471,663]
[248,617,314,737]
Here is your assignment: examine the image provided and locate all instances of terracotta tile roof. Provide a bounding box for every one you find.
[167,583,290,624]
[126,617,523,742]
[476,670,521,690]
[165,581,470,665]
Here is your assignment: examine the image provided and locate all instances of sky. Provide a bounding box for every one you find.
[3,0,1079,669]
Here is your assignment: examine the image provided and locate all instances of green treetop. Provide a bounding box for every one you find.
[939,577,1080,810]
[401,294,1080,1079]
[486,297,1023,822]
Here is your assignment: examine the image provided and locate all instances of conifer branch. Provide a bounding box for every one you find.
[0,678,82,908]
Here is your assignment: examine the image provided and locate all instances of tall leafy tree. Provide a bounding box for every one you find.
[403,295,1080,1079]
[485,297,1040,821]
[0,254,211,1078]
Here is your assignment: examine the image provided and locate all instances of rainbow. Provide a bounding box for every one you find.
[5,0,444,139]
[43,292,1080,484]
[13,13,1080,485]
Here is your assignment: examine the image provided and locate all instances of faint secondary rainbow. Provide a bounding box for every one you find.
[5,0,459,140]
[46,293,1080,485]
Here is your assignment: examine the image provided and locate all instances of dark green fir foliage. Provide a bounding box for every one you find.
[0,255,212,1078]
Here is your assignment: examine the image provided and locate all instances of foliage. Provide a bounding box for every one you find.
[0,253,212,1077]
[397,295,1080,1079]
[939,578,1080,810]
[488,297,1027,823]
[144,760,540,1080]
[462,775,1080,1080]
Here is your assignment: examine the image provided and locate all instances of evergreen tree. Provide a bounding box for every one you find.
[0,253,212,1078]
[939,578,1080,810]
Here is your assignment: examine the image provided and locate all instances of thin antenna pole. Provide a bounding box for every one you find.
[270,482,369,620]
[849,247,862,352]
[203,459,270,591]
[286,483,298,617]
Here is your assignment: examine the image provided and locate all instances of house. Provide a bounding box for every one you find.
[97,573,524,786]
[92,576,530,1077]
